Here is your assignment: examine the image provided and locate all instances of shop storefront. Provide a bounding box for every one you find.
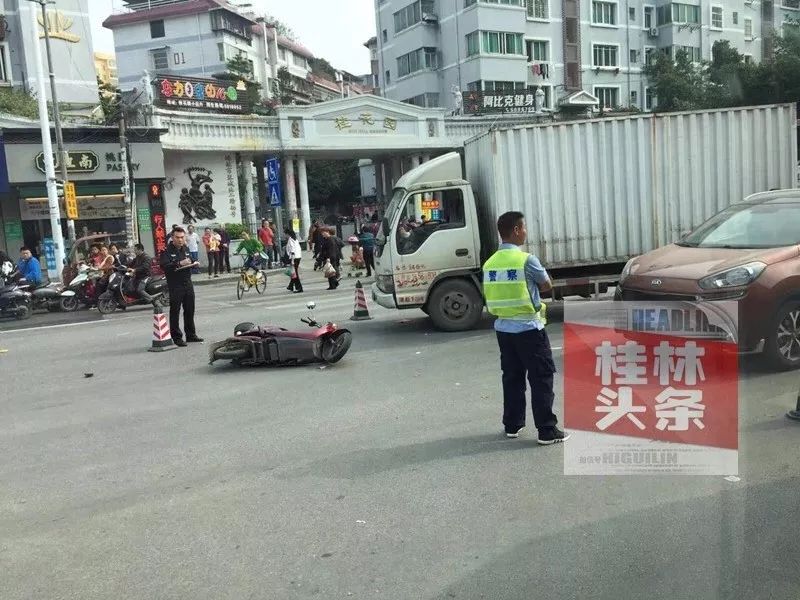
[0,127,164,257]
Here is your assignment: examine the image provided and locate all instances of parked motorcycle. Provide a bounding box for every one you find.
[0,274,32,320]
[209,302,352,366]
[97,267,169,314]
[24,282,78,312]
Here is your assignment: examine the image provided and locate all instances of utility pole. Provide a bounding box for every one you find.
[118,104,135,248]
[31,0,75,243]
[28,3,64,278]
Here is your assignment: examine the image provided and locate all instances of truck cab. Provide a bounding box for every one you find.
[371,153,487,331]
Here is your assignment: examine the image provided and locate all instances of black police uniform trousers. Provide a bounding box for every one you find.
[496,328,558,433]
[169,283,196,341]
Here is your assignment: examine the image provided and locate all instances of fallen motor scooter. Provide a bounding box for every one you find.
[209,302,352,366]
[97,266,169,314]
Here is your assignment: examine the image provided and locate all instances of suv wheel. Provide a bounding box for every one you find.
[766,301,800,370]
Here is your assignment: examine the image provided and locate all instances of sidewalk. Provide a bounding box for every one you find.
[192,251,310,287]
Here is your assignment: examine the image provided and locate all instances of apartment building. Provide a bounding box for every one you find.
[104,0,358,106]
[375,0,796,111]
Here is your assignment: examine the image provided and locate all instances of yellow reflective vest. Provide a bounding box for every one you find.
[482,248,547,325]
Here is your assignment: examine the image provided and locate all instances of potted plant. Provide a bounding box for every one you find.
[224,222,247,269]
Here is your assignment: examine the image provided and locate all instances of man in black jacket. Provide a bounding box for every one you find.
[127,243,153,302]
[159,227,202,347]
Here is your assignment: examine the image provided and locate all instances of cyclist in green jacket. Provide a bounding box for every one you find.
[235,232,264,275]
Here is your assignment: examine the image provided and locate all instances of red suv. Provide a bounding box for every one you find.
[616,190,800,369]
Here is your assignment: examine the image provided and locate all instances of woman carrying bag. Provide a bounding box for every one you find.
[284,228,303,294]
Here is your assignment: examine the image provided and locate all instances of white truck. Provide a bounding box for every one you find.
[371,104,798,331]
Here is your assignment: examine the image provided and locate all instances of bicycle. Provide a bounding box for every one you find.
[236,254,267,299]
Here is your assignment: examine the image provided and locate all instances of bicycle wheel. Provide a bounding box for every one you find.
[236,277,246,300]
[255,271,267,294]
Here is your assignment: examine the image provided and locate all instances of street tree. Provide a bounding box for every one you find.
[213,55,262,111]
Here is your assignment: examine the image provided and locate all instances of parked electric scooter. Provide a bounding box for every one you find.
[25,282,78,312]
[64,264,103,310]
[0,271,32,320]
[97,266,169,314]
[209,302,352,366]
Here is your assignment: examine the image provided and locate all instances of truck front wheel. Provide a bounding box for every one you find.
[427,279,483,332]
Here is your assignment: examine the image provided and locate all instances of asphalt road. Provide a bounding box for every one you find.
[1,272,799,600]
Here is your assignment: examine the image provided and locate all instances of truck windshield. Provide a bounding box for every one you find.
[377,188,405,249]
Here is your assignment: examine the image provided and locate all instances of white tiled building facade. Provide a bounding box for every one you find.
[374,0,798,111]
[105,0,365,105]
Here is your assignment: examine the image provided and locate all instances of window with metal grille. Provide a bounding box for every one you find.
[596,86,619,109]
[592,1,617,25]
[526,39,550,61]
[593,44,619,66]
[151,48,168,71]
[526,0,549,19]
[711,6,723,29]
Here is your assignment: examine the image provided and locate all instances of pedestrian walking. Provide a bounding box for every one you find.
[359,227,376,277]
[482,211,569,445]
[202,227,220,278]
[159,227,202,347]
[284,228,304,293]
[186,225,201,274]
[269,220,280,267]
[319,229,341,290]
[217,227,231,273]
[257,219,274,267]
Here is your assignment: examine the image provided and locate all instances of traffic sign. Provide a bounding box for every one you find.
[266,157,282,207]
[64,181,78,220]
[266,157,280,183]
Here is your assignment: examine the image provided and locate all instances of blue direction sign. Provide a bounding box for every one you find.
[266,157,282,207]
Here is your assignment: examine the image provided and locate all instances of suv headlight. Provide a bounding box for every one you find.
[376,274,395,294]
[619,258,638,285]
[698,261,766,290]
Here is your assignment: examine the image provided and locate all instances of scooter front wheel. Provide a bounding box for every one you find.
[213,343,250,360]
[321,331,352,364]
[97,297,117,314]
[60,296,79,312]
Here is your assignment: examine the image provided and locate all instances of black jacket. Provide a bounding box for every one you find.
[319,237,343,263]
[159,243,192,288]
[129,253,151,280]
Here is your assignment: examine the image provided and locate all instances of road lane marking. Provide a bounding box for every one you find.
[0,320,110,334]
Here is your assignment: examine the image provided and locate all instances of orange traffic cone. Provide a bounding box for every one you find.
[350,280,373,321]
[149,303,176,352]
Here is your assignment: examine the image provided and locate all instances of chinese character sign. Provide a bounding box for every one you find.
[156,77,245,113]
[563,302,739,475]
[152,212,168,255]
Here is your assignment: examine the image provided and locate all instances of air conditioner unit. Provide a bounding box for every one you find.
[649,27,659,37]
[422,12,439,23]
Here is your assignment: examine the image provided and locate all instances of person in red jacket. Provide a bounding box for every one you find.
[257,219,274,266]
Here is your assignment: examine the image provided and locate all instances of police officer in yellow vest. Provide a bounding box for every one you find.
[483,211,570,445]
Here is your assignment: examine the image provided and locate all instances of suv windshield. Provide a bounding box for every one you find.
[678,202,800,249]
